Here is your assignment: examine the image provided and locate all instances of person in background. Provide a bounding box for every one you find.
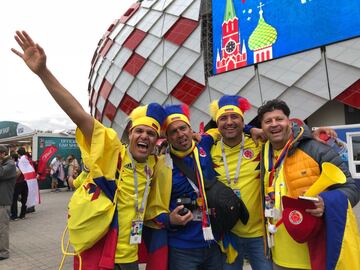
[65,154,79,191]
[0,145,16,260]
[17,147,39,213]
[10,153,28,220]
[49,155,64,192]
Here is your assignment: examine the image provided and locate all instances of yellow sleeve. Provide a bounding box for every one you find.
[206,128,221,142]
[72,171,89,189]
[144,155,172,224]
[75,119,122,180]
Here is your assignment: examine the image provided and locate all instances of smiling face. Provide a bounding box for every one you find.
[261,109,291,150]
[128,125,158,162]
[217,112,244,147]
[166,120,193,152]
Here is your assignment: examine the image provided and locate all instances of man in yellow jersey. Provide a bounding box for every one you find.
[12,30,166,270]
[258,99,360,270]
[209,95,272,270]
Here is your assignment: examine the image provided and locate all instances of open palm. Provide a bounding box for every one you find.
[11,31,47,75]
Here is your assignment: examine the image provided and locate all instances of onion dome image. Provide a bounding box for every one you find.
[87,0,360,139]
[248,2,277,63]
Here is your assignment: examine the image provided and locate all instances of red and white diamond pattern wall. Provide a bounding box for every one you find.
[88,0,208,136]
[88,0,360,137]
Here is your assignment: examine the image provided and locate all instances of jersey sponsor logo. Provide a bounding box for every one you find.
[199,147,206,157]
[124,163,133,169]
[243,149,254,159]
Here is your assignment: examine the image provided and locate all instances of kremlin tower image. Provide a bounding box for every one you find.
[216,0,247,73]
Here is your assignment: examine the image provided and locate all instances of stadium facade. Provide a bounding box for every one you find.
[87,0,360,138]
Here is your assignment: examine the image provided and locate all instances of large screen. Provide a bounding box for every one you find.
[212,0,360,75]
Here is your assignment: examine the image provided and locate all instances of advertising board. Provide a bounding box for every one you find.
[212,0,360,74]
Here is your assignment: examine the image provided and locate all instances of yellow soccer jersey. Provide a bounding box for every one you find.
[116,151,156,263]
[211,135,263,238]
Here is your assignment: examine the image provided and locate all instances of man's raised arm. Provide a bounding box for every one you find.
[11,30,93,145]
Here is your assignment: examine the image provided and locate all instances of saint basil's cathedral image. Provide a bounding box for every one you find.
[216,0,277,74]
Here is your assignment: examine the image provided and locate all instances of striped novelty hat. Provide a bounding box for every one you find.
[209,95,251,122]
[163,104,191,132]
[129,103,166,136]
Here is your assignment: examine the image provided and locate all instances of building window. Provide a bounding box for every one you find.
[119,94,140,115]
[123,53,146,76]
[123,29,147,51]
[347,132,360,179]
[103,101,117,122]
[164,17,198,46]
[171,76,205,105]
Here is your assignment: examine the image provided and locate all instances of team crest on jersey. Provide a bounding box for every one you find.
[288,210,303,225]
[199,147,206,157]
[243,149,254,159]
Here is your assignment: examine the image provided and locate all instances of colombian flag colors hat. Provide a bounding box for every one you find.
[282,196,324,243]
[209,95,251,122]
[163,104,191,131]
[129,103,166,136]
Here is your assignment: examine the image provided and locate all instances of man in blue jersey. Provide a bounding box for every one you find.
[147,104,222,270]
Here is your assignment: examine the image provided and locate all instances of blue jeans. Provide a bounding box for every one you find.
[222,236,272,270]
[169,244,222,270]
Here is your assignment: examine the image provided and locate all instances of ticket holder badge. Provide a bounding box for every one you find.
[265,186,276,248]
[192,197,203,221]
[264,186,275,218]
[267,231,275,248]
[130,218,144,245]
[128,149,151,245]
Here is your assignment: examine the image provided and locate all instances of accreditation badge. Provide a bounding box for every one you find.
[265,208,275,218]
[192,209,202,221]
[264,194,275,218]
[267,232,275,248]
[129,220,143,245]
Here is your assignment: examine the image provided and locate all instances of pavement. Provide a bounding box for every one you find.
[1,189,360,270]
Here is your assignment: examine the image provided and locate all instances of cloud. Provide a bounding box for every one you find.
[19,116,76,131]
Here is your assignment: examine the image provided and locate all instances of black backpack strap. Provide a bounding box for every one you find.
[170,153,217,189]
[170,153,199,187]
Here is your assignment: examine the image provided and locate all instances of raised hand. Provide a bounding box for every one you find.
[11,30,94,144]
[11,31,47,75]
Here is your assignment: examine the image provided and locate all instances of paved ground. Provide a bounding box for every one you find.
[1,189,360,270]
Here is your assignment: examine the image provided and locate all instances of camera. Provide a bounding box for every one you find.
[176,196,197,216]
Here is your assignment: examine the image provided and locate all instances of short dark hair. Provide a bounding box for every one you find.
[258,99,290,123]
[17,147,26,156]
[0,145,7,154]
[11,153,19,161]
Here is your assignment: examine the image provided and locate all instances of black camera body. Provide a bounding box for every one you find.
[176,196,197,216]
